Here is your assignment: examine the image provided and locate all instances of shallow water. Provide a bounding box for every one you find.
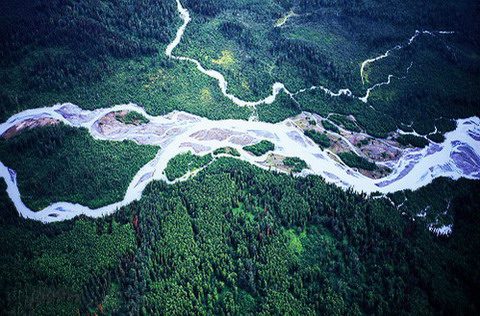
[0,103,478,222]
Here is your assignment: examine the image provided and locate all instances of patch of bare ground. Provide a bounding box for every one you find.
[2,118,59,139]
[190,128,237,141]
[180,142,211,153]
[293,112,401,179]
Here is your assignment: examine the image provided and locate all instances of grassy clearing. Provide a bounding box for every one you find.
[212,50,236,67]
[285,228,307,255]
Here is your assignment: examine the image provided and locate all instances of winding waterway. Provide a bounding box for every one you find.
[0,103,479,223]
[167,0,456,112]
[0,1,478,223]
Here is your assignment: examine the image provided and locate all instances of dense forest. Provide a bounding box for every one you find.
[396,134,430,149]
[337,152,377,172]
[164,152,213,181]
[0,181,136,314]
[322,120,340,133]
[1,159,479,314]
[178,0,480,136]
[243,140,275,156]
[283,157,308,173]
[0,0,478,138]
[0,124,158,210]
[305,129,331,149]
[0,0,252,122]
[0,0,479,315]
[213,147,241,157]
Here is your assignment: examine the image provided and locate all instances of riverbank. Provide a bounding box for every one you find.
[0,103,478,222]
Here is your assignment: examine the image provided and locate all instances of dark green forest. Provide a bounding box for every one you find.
[283,157,308,173]
[164,152,213,181]
[0,0,479,137]
[243,140,275,156]
[338,152,377,171]
[322,120,340,133]
[177,0,480,136]
[0,0,479,315]
[305,129,331,149]
[1,159,479,315]
[0,0,251,122]
[396,134,430,149]
[0,124,158,210]
[213,147,241,157]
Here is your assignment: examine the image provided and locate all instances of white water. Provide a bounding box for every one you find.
[0,103,479,223]
[0,1,477,223]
